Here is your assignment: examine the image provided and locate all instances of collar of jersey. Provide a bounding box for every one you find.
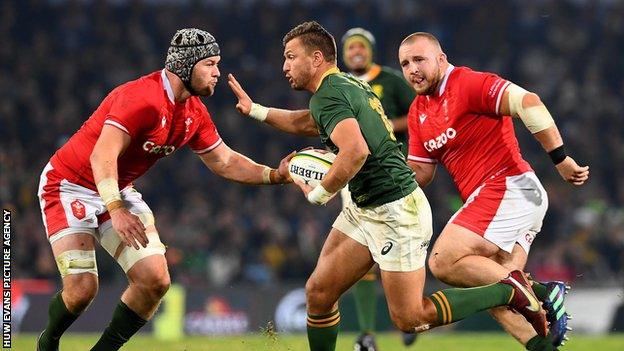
[315,66,341,92]
[161,69,175,104]
[437,64,455,96]
[356,64,382,82]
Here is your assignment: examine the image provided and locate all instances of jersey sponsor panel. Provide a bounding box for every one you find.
[408,66,531,201]
[49,69,221,191]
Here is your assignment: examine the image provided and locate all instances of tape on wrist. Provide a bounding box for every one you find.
[307,184,334,205]
[249,103,269,122]
[106,200,125,213]
[96,178,122,205]
[548,145,567,165]
[262,166,273,184]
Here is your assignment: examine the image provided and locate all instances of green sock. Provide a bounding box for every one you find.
[526,334,556,351]
[307,308,340,351]
[429,283,513,325]
[91,301,147,351]
[531,282,549,301]
[353,278,376,333]
[38,291,79,351]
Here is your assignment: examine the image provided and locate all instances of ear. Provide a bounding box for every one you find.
[312,50,324,67]
[438,52,447,65]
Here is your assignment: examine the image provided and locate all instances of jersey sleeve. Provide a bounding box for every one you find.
[310,89,355,136]
[407,102,437,164]
[188,106,222,154]
[461,70,511,116]
[105,90,157,139]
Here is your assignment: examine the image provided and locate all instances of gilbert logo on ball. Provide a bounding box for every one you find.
[288,149,336,188]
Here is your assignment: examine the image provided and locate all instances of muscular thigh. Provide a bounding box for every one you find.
[490,243,528,271]
[380,268,426,319]
[430,223,501,267]
[50,233,98,287]
[308,228,375,298]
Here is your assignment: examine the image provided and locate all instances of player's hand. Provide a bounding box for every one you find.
[555,156,589,186]
[227,73,252,115]
[110,208,148,249]
[275,151,296,184]
[293,178,314,196]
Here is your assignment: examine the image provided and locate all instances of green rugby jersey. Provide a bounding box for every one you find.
[365,65,415,156]
[309,67,417,207]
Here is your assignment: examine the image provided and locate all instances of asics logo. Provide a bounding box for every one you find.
[381,242,393,255]
[510,277,541,312]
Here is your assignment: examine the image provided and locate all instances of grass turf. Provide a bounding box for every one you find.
[12,332,624,350]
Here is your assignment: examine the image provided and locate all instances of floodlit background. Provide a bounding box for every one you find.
[2,0,623,349]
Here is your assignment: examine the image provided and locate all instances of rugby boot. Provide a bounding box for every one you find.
[500,270,548,337]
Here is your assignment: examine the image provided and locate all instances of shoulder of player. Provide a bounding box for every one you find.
[113,72,164,108]
[450,66,496,83]
[378,66,405,80]
[187,97,212,119]
[314,74,351,99]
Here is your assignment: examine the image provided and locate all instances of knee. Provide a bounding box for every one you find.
[134,272,171,300]
[63,274,98,312]
[390,310,425,333]
[428,252,452,282]
[305,278,336,312]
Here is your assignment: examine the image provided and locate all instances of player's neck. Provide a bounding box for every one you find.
[309,63,339,93]
[433,62,451,96]
[165,70,192,103]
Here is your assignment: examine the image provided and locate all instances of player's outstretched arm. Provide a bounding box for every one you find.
[227,73,319,136]
[500,85,589,186]
[91,125,148,249]
[296,118,369,205]
[199,142,293,185]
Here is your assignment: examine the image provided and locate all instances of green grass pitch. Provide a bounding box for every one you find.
[13,332,624,350]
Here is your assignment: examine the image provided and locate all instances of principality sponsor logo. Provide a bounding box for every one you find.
[70,200,85,220]
[143,141,176,155]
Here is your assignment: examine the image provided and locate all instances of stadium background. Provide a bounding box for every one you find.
[1,0,623,348]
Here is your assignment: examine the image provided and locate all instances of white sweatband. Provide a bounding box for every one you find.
[262,166,273,184]
[249,103,269,122]
[55,250,98,278]
[307,184,334,205]
[96,178,122,205]
[507,83,555,134]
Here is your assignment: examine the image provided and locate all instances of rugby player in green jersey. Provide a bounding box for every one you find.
[341,27,416,350]
[228,21,548,351]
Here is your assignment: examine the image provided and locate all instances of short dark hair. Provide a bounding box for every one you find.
[400,32,443,51]
[283,21,337,63]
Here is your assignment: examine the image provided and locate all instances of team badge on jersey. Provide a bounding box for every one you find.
[70,200,86,219]
[185,117,193,134]
[372,84,383,99]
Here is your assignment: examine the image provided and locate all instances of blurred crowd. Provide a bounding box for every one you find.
[1,0,622,288]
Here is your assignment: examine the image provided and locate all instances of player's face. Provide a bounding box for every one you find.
[190,56,221,96]
[344,40,370,73]
[283,38,314,91]
[399,40,444,95]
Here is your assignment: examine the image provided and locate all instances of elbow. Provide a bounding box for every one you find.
[523,92,542,108]
[352,144,369,166]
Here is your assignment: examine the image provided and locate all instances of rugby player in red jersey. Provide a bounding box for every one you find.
[400,32,589,350]
[36,28,292,351]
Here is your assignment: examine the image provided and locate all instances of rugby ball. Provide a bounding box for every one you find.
[288,149,336,187]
